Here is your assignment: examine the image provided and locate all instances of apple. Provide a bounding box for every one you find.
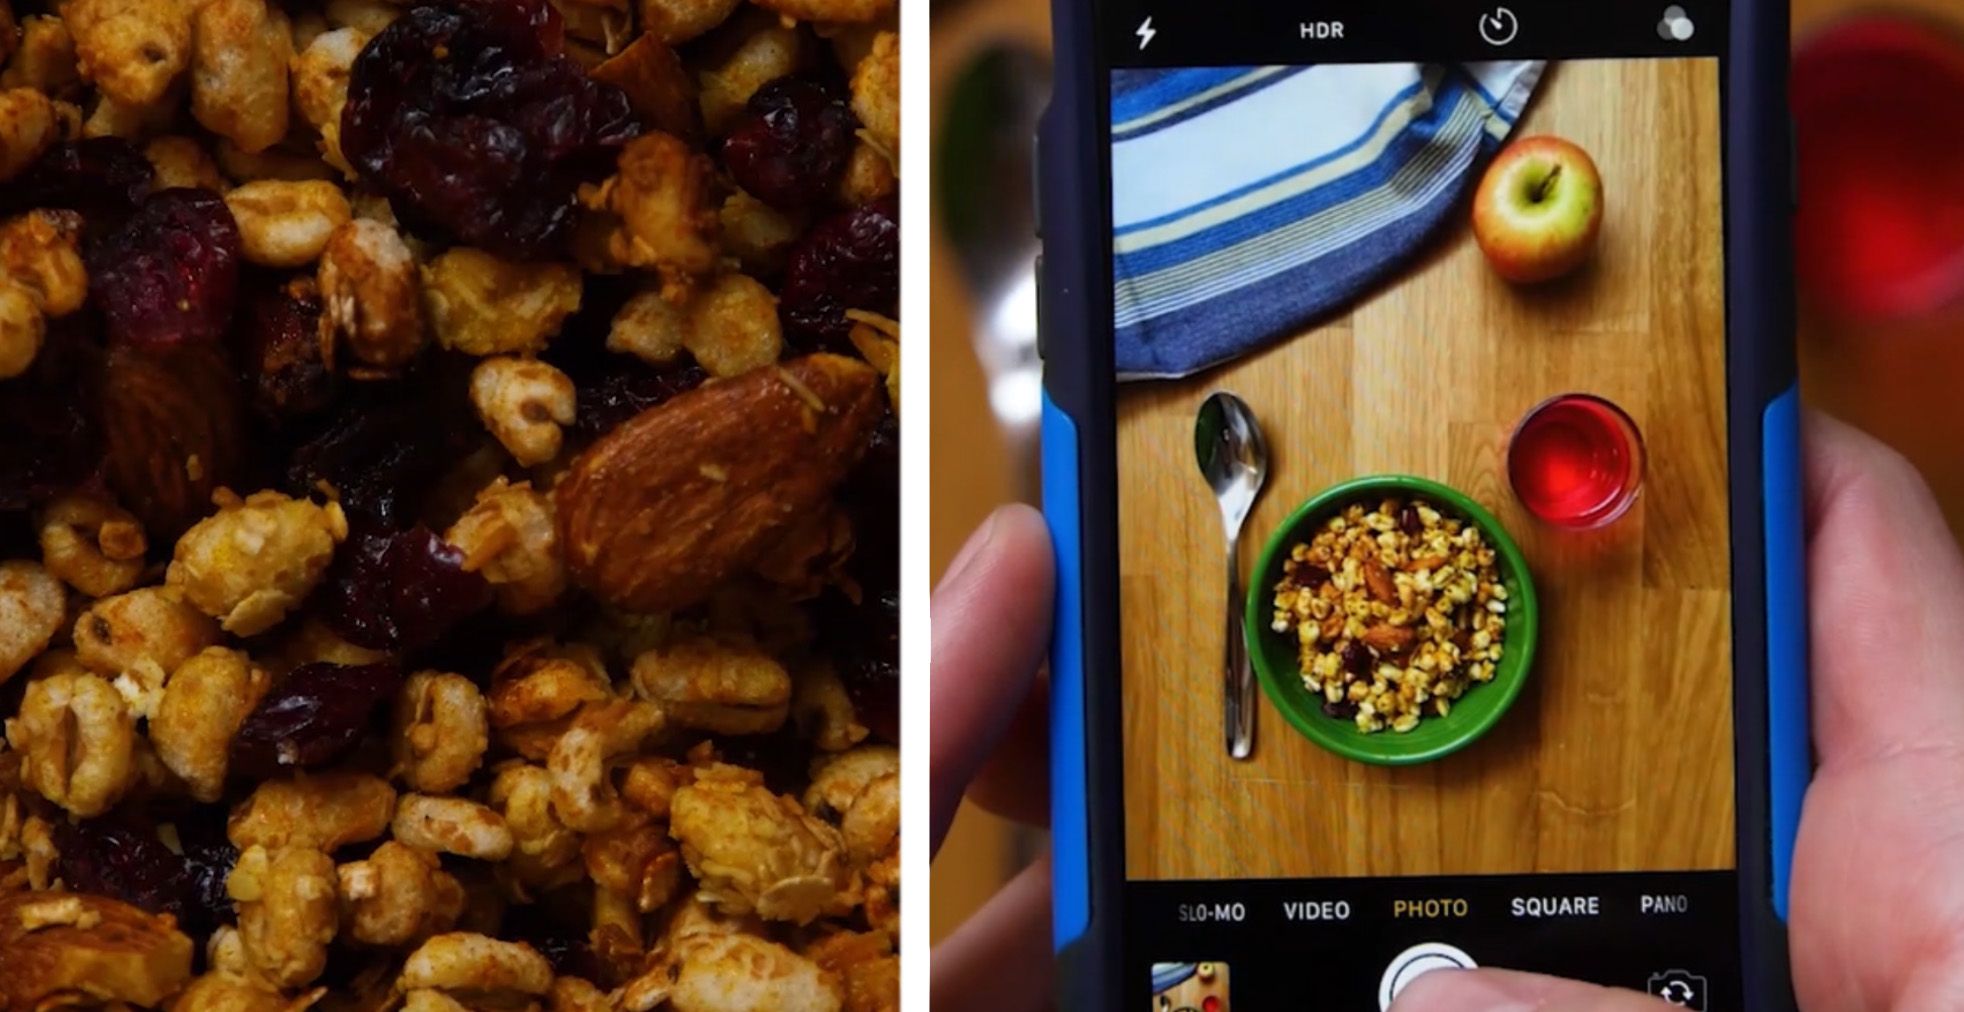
[1472,136,1605,283]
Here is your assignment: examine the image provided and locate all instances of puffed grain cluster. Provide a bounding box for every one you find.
[1271,498,1511,733]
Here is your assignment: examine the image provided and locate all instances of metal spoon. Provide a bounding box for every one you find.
[1196,392,1270,760]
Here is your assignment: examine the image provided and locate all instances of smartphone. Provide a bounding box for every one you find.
[1037,2,1804,1008]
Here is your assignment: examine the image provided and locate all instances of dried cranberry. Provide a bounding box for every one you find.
[340,0,640,258]
[569,360,707,439]
[53,814,189,921]
[723,76,856,212]
[1399,504,1423,535]
[88,188,242,350]
[780,196,898,348]
[1,138,153,227]
[176,816,239,930]
[1342,641,1372,676]
[317,525,492,652]
[285,368,475,527]
[504,908,603,981]
[1322,698,1359,720]
[240,281,337,421]
[229,661,403,779]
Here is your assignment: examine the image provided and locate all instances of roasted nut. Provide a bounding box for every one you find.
[637,0,737,44]
[548,699,664,832]
[228,771,395,850]
[391,671,489,793]
[850,31,896,156]
[191,0,293,153]
[591,34,698,137]
[422,247,582,357]
[631,635,789,735]
[0,277,41,379]
[584,132,718,292]
[337,841,465,947]
[6,668,135,816]
[469,356,577,467]
[144,133,227,189]
[289,26,367,173]
[151,646,270,801]
[0,560,65,684]
[487,762,583,893]
[224,179,351,267]
[399,932,554,998]
[694,10,803,137]
[0,208,87,316]
[606,287,688,365]
[684,272,781,378]
[1,17,81,96]
[487,639,614,760]
[444,479,567,616]
[165,490,349,636]
[60,0,191,107]
[0,86,56,181]
[228,844,337,988]
[0,891,194,1008]
[317,217,425,369]
[669,763,855,924]
[719,189,803,277]
[393,794,515,861]
[557,354,883,613]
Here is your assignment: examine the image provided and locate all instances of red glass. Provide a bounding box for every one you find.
[1508,394,1645,529]
[1202,998,1221,1012]
[1793,15,1964,319]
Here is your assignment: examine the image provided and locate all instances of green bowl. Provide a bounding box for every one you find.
[1244,475,1539,766]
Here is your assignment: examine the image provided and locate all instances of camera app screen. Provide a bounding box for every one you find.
[1106,10,1738,1006]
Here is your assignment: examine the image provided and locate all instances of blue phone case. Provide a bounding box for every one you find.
[1038,1,1806,1006]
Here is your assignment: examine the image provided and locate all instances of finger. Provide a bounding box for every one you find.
[964,673,1050,827]
[931,504,1055,853]
[1802,412,1964,762]
[930,853,1054,1012]
[1391,968,1671,1012]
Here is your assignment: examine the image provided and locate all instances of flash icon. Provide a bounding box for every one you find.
[1135,16,1157,50]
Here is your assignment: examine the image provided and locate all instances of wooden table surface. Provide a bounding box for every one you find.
[1117,58,1736,880]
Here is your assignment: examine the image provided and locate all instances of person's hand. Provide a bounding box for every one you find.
[930,504,1057,1012]
[1398,413,1964,1010]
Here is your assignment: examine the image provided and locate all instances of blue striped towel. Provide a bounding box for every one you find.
[1111,62,1545,380]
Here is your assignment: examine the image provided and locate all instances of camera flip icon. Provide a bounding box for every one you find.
[1645,969,1707,1010]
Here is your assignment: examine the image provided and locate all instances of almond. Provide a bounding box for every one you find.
[556,353,882,612]
[99,343,245,539]
[1362,556,1398,604]
[0,891,194,1008]
[1359,624,1416,657]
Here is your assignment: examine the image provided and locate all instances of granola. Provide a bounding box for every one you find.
[1270,497,1511,734]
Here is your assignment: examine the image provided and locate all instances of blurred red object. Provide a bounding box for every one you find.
[1793,15,1964,319]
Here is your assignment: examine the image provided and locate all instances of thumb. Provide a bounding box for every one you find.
[1803,412,1964,762]
[1390,968,1672,1012]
